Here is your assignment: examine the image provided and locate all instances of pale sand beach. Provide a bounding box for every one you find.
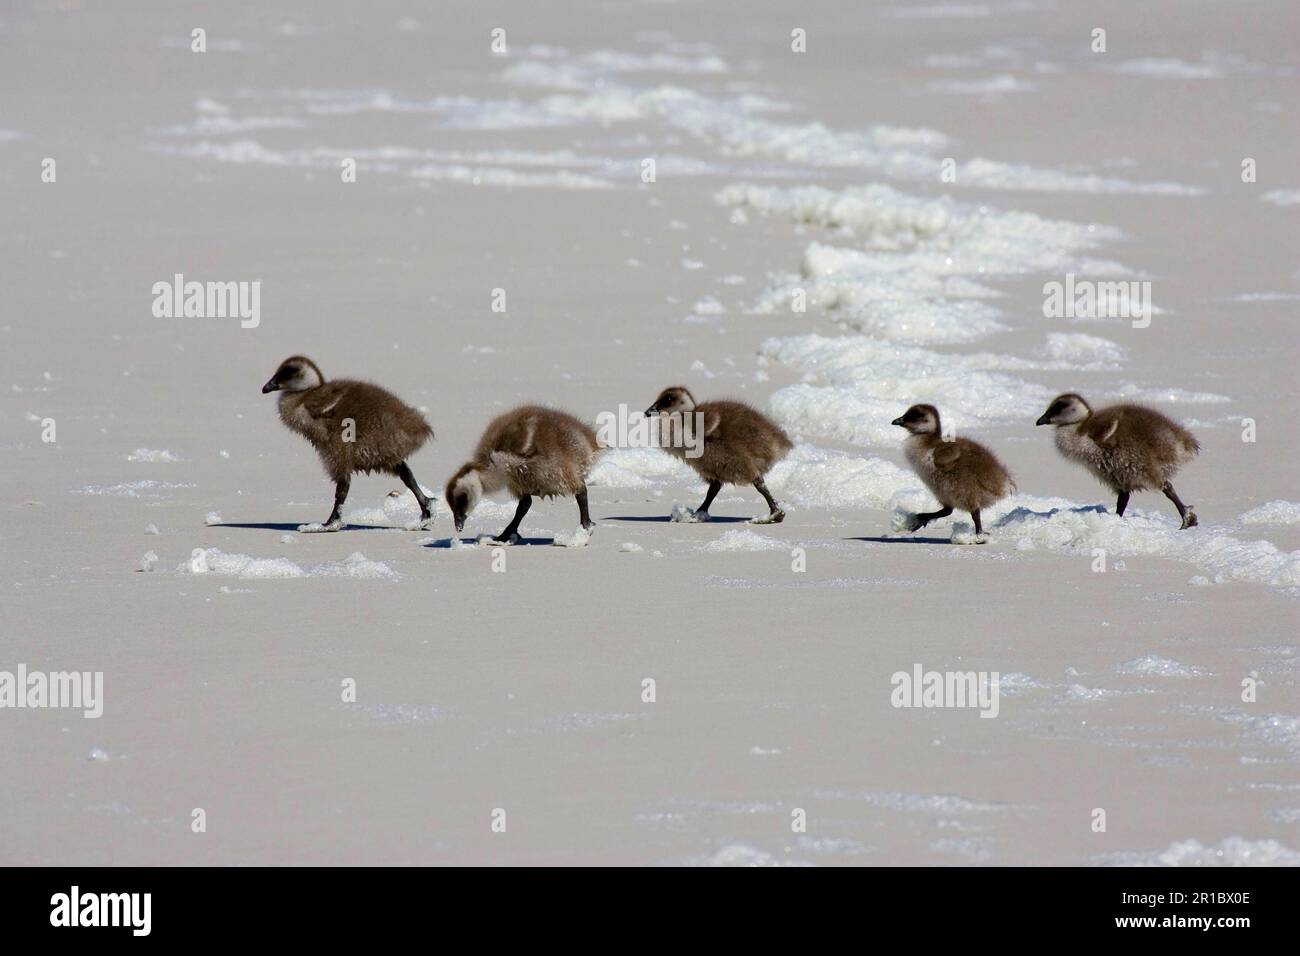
[0,1,1297,865]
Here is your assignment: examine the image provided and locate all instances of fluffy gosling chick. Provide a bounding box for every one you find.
[446,405,603,543]
[644,386,793,523]
[892,404,1015,542]
[1036,393,1200,529]
[261,356,434,531]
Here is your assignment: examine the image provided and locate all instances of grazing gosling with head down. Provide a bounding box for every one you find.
[446,406,603,543]
[892,404,1014,543]
[644,386,793,523]
[261,356,434,532]
[1036,393,1200,529]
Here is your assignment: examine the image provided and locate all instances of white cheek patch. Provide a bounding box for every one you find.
[455,472,484,512]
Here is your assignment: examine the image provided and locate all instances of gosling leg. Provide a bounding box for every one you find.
[1162,482,1197,529]
[913,505,953,530]
[395,461,433,522]
[576,484,594,531]
[695,480,722,520]
[1115,490,1130,517]
[752,476,785,524]
[496,494,532,542]
[327,477,350,526]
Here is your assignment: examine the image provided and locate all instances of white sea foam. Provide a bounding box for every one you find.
[1102,837,1300,867]
[719,183,1127,346]
[1240,501,1300,526]
[760,334,1052,444]
[159,115,309,136]
[185,548,397,580]
[1260,189,1300,208]
[1117,655,1211,679]
[157,45,1201,195]
[126,448,181,463]
[768,445,923,510]
[499,59,1198,195]
[553,527,592,548]
[995,506,1300,589]
[924,74,1036,95]
[73,480,194,498]
[703,529,784,552]
[1111,58,1224,80]
[588,447,696,489]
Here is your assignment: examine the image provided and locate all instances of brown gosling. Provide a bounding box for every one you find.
[1035,393,1200,529]
[644,386,794,523]
[261,356,434,532]
[445,405,603,543]
[892,404,1015,543]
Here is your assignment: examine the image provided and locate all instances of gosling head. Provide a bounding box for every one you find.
[262,356,324,394]
[644,386,697,418]
[445,464,483,533]
[1036,393,1091,427]
[891,404,941,436]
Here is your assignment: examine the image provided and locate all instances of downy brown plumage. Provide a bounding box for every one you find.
[644,386,794,523]
[445,405,603,542]
[892,404,1015,542]
[261,356,434,531]
[1036,393,1200,528]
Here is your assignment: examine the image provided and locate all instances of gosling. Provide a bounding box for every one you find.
[892,404,1014,543]
[1035,393,1199,529]
[644,386,793,523]
[446,405,602,543]
[261,356,434,532]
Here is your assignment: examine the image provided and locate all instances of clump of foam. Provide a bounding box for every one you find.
[994,505,1300,589]
[342,488,442,528]
[314,553,399,579]
[670,503,703,523]
[1110,383,1230,405]
[185,547,397,580]
[73,480,194,499]
[618,542,644,553]
[703,529,784,552]
[1117,655,1210,679]
[553,527,591,548]
[1240,500,1300,526]
[701,844,803,867]
[925,74,1036,95]
[188,547,303,578]
[760,334,1050,445]
[1261,189,1300,208]
[1042,332,1126,367]
[1067,683,1122,701]
[1105,837,1300,867]
[769,445,921,511]
[588,447,696,489]
[139,551,159,572]
[1112,58,1224,80]
[950,525,990,545]
[497,60,1197,194]
[127,448,181,463]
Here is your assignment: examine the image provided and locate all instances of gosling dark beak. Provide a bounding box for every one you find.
[890,416,906,427]
[454,516,465,533]
[644,406,656,418]
[261,379,281,394]
[1035,413,1050,426]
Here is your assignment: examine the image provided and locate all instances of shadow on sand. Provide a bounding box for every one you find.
[605,514,751,524]
[423,536,556,548]
[212,521,396,533]
[849,535,955,545]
